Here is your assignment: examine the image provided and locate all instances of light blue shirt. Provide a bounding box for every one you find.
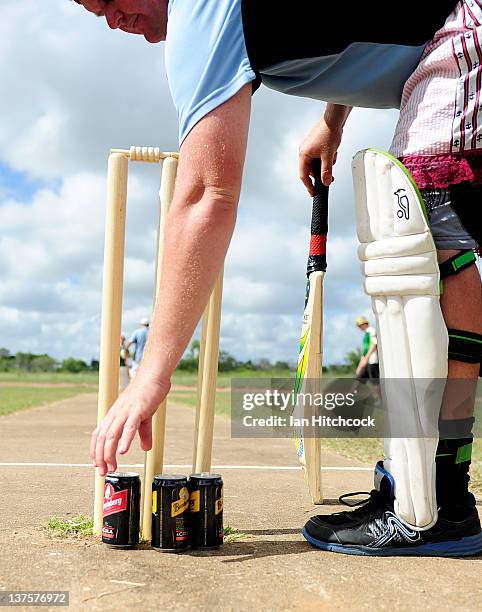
[165,0,256,144]
[129,327,149,363]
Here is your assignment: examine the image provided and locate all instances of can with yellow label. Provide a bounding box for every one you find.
[188,473,224,549]
[151,475,190,552]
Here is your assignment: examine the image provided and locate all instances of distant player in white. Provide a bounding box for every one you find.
[126,318,150,379]
[355,316,379,382]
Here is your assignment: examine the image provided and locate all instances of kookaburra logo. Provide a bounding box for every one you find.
[394,188,410,220]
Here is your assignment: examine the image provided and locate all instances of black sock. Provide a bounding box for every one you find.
[436,421,475,519]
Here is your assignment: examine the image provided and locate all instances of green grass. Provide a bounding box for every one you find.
[0,386,94,417]
[45,517,245,543]
[0,371,98,385]
[223,526,249,542]
[172,368,293,388]
[47,515,93,537]
[169,389,232,415]
[0,368,293,387]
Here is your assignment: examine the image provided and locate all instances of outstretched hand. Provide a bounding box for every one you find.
[90,374,171,475]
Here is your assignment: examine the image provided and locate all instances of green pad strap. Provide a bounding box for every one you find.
[448,329,482,367]
[456,442,473,464]
[439,250,476,279]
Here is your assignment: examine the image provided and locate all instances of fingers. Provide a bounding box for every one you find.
[300,151,336,192]
[94,418,113,476]
[299,155,315,196]
[138,418,153,452]
[92,412,140,475]
[90,425,100,463]
[90,377,168,473]
[91,412,116,474]
[93,412,152,475]
[118,415,141,455]
[91,406,124,475]
[320,153,335,187]
[103,415,129,473]
[94,436,108,476]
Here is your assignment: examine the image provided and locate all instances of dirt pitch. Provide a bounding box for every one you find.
[0,394,480,611]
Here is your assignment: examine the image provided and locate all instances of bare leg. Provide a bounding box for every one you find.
[438,249,482,419]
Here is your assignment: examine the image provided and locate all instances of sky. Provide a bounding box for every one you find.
[0,0,401,366]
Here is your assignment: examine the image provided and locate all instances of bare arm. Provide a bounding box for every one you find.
[299,103,352,193]
[140,87,251,382]
[91,84,252,474]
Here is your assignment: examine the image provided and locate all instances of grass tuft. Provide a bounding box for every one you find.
[47,515,93,538]
[223,526,249,542]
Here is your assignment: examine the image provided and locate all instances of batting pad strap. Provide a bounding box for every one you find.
[456,442,473,464]
[439,250,477,279]
[448,329,482,368]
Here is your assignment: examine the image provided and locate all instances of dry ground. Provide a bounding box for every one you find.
[0,394,480,611]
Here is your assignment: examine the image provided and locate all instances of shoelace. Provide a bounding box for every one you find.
[338,490,382,516]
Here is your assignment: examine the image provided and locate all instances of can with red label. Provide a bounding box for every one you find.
[151,475,190,552]
[102,472,140,548]
[188,473,224,549]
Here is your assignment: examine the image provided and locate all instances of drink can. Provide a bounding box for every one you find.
[151,475,190,552]
[102,472,140,548]
[189,473,224,549]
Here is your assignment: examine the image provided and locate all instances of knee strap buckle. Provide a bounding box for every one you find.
[439,250,477,280]
[448,328,482,376]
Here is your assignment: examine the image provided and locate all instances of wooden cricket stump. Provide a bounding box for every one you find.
[93,146,223,538]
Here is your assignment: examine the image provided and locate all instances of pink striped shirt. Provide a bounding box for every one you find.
[390,0,482,188]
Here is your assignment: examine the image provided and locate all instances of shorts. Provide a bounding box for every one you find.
[421,182,479,250]
[356,363,380,383]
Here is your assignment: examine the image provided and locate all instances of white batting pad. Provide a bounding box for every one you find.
[352,149,448,530]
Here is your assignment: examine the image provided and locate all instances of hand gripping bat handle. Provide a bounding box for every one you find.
[307,159,329,276]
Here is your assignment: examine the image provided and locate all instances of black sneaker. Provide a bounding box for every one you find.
[303,462,482,557]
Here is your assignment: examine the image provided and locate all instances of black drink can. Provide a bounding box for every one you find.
[102,472,140,548]
[189,473,224,549]
[151,475,190,552]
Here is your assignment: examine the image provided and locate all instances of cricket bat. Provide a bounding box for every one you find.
[294,160,328,505]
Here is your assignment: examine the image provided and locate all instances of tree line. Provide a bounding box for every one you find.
[175,341,359,374]
[0,348,96,373]
[0,343,359,375]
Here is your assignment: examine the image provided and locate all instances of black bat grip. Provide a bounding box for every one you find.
[307,159,329,275]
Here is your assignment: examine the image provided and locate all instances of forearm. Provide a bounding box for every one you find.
[140,191,237,382]
[323,103,353,130]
